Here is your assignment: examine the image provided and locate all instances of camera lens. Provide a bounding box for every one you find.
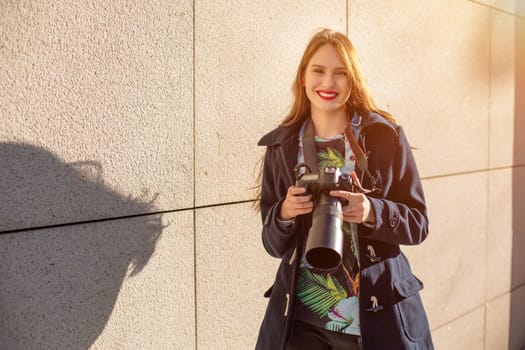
[305,192,344,270]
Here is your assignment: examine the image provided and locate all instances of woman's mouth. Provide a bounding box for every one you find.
[316,90,338,101]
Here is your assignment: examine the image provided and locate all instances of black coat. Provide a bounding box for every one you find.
[255,113,434,350]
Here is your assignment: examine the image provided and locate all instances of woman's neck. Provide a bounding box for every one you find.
[310,109,348,139]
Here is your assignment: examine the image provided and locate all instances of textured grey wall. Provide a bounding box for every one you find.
[0,1,524,349]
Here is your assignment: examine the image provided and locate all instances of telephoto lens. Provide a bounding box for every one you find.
[304,185,344,271]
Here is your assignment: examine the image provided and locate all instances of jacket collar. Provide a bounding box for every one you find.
[257,123,302,147]
[257,123,301,188]
[355,111,398,136]
[257,112,398,147]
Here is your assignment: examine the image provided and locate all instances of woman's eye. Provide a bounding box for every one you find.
[313,69,324,73]
[336,71,347,76]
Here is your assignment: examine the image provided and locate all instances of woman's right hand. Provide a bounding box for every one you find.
[279,186,314,220]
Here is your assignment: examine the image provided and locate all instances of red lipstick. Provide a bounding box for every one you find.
[316,90,338,101]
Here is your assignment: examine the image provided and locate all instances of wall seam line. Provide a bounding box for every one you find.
[467,0,525,20]
[432,279,525,333]
[345,0,349,36]
[420,163,525,181]
[192,1,198,349]
[0,199,257,236]
[486,282,525,304]
[483,6,493,350]
[430,303,486,333]
[2,160,523,236]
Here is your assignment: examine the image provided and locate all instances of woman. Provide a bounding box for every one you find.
[255,29,434,350]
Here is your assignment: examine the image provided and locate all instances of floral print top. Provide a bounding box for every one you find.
[294,133,361,336]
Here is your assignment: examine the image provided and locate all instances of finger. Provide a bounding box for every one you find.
[291,194,312,203]
[343,193,367,206]
[289,186,307,195]
[344,206,365,215]
[329,190,356,200]
[289,207,312,218]
[292,201,313,210]
[342,212,353,223]
[295,207,314,215]
[345,211,367,222]
[328,190,345,198]
[342,206,360,217]
[343,214,360,223]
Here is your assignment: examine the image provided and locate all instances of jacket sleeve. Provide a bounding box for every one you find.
[360,126,429,246]
[260,146,296,258]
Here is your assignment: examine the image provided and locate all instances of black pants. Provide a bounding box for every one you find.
[286,320,363,350]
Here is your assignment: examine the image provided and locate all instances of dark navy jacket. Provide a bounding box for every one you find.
[255,113,434,350]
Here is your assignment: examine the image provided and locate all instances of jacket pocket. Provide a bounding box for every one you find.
[393,274,430,342]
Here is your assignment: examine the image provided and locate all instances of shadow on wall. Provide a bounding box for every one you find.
[0,143,164,350]
[511,9,525,350]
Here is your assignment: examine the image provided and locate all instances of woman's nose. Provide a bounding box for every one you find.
[323,74,336,87]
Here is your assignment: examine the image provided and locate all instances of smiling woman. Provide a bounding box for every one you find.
[255,28,434,350]
[303,45,351,128]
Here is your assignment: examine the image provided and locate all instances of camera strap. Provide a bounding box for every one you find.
[301,119,320,175]
[345,115,379,193]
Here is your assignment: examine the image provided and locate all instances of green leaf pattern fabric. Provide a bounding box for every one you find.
[297,269,347,317]
[295,135,361,336]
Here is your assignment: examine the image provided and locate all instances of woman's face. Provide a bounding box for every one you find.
[303,44,350,115]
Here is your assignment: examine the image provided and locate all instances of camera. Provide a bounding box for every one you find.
[295,163,356,271]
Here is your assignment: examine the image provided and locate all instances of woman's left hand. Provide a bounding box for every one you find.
[329,190,375,225]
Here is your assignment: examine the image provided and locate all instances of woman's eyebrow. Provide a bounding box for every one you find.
[310,64,346,70]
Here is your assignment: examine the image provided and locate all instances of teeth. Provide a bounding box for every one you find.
[318,91,337,98]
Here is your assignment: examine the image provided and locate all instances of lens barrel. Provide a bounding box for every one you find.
[305,192,344,270]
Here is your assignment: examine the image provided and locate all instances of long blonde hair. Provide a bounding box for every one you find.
[253,29,394,210]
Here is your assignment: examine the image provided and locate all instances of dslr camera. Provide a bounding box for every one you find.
[295,163,359,271]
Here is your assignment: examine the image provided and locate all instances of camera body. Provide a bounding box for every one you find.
[295,165,356,270]
[295,167,354,204]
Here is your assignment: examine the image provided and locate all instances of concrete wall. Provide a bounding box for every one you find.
[0,1,523,349]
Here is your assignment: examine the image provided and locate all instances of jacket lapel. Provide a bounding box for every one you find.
[258,124,301,188]
[278,134,299,188]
